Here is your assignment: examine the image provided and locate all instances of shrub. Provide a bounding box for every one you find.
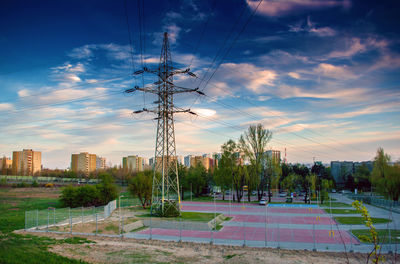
[0,178,7,187]
[31,181,39,187]
[16,182,28,188]
[59,173,117,208]
[154,200,180,217]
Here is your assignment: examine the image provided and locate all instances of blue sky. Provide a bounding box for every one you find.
[0,0,399,169]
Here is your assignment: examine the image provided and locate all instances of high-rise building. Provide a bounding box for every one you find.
[330,161,354,186]
[71,152,97,175]
[96,157,106,170]
[12,149,42,175]
[0,157,12,172]
[266,150,281,162]
[184,155,192,167]
[122,155,144,172]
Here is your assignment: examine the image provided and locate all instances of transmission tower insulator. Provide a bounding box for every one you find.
[134,70,144,75]
[188,72,196,77]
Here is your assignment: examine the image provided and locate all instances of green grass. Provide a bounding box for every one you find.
[351,229,400,244]
[104,223,119,233]
[0,188,88,263]
[334,216,392,225]
[138,211,220,222]
[321,202,351,208]
[324,208,358,214]
[62,237,95,245]
[0,233,89,264]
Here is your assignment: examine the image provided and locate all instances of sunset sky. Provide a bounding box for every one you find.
[0,0,399,169]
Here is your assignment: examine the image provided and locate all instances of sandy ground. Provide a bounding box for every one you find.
[15,231,382,264]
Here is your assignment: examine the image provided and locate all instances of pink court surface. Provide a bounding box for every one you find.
[138,202,359,245]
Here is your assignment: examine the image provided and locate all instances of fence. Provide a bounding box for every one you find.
[0,175,99,184]
[24,197,398,255]
[347,194,400,213]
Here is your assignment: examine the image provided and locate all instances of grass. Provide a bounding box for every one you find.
[351,229,400,244]
[324,208,358,214]
[321,202,351,208]
[0,187,88,263]
[138,211,220,222]
[334,216,392,225]
[0,233,89,264]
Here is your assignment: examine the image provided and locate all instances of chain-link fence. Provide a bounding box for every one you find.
[347,194,400,213]
[24,197,398,254]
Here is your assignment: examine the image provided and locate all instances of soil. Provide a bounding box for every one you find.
[15,230,375,264]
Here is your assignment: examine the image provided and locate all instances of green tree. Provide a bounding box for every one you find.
[128,170,153,208]
[187,162,207,197]
[97,172,118,204]
[353,164,371,192]
[281,173,298,194]
[177,163,189,200]
[371,148,400,201]
[238,124,272,201]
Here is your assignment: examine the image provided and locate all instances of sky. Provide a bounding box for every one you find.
[0,0,399,169]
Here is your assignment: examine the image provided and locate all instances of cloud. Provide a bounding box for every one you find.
[212,63,277,94]
[193,108,216,117]
[288,72,301,79]
[275,85,368,100]
[327,37,389,59]
[329,102,400,119]
[289,16,336,37]
[247,0,351,17]
[314,63,355,79]
[0,103,13,111]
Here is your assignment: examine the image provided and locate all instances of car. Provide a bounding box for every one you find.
[259,199,267,206]
[279,192,287,197]
[252,191,257,195]
[331,189,336,193]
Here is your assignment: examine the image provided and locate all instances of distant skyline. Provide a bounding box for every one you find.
[1,0,399,169]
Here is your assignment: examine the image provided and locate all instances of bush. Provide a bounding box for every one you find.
[0,178,7,187]
[154,200,180,217]
[16,182,28,188]
[59,173,118,208]
[31,181,39,187]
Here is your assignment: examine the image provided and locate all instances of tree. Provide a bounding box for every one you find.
[354,164,371,192]
[238,124,273,201]
[128,170,153,208]
[97,172,118,204]
[371,148,400,201]
[292,164,311,203]
[281,173,298,194]
[177,163,188,200]
[187,162,207,197]
[213,164,230,200]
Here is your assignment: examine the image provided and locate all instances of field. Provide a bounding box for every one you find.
[0,187,397,264]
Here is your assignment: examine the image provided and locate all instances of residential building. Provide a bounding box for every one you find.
[184,155,192,167]
[71,152,97,175]
[122,155,144,172]
[330,161,354,186]
[12,149,42,175]
[0,157,12,170]
[265,150,281,163]
[96,157,107,170]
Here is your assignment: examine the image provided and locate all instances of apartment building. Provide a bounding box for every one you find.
[122,155,144,172]
[71,152,97,175]
[12,149,42,175]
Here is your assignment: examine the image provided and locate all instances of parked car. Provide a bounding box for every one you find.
[331,189,336,193]
[279,192,287,197]
[259,199,267,206]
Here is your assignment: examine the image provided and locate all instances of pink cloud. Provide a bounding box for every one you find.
[247,0,351,17]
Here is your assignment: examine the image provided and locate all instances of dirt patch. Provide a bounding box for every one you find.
[16,231,375,264]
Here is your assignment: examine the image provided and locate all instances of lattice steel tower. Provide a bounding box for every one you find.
[125,32,203,216]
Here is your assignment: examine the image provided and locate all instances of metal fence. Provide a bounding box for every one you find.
[347,194,400,213]
[24,197,398,255]
[0,175,99,184]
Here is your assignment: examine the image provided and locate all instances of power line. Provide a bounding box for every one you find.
[187,0,217,69]
[124,0,138,87]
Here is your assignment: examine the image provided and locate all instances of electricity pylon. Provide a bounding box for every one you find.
[125,32,204,216]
